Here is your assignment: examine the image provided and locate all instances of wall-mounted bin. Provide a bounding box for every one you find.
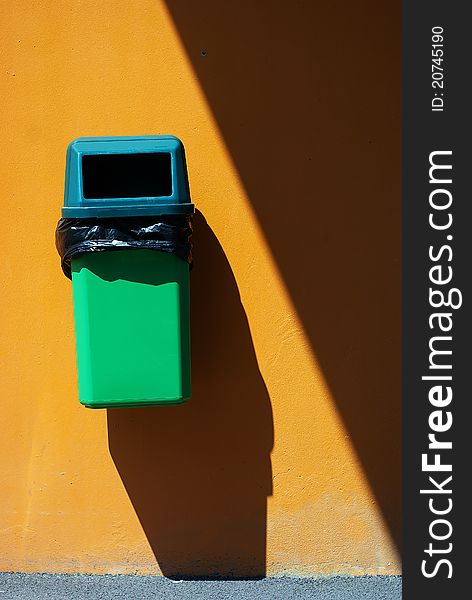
[56,136,194,408]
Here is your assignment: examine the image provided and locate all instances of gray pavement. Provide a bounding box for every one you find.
[0,573,401,599]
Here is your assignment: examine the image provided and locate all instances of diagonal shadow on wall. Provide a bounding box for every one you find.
[108,212,274,578]
[160,0,402,554]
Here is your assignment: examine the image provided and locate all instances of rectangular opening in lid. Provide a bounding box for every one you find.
[82,152,172,199]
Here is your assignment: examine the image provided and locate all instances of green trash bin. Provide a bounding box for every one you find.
[57,136,194,408]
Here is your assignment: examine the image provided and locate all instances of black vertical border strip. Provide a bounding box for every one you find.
[404,2,471,598]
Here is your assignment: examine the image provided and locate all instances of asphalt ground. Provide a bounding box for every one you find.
[0,573,401,599]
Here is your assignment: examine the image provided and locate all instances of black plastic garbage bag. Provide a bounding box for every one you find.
[56,215,193,279]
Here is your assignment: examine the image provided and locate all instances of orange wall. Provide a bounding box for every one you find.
[0,0,401,576]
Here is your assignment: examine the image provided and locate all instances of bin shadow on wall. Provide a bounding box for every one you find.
[163,0,402,553]
[107,211,274,578]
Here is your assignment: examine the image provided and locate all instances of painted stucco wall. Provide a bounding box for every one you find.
[0,0,401,576]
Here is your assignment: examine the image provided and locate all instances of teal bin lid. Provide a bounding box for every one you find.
[63,135,194,218]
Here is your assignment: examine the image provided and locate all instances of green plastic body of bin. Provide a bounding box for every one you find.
[71,249,191,408]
